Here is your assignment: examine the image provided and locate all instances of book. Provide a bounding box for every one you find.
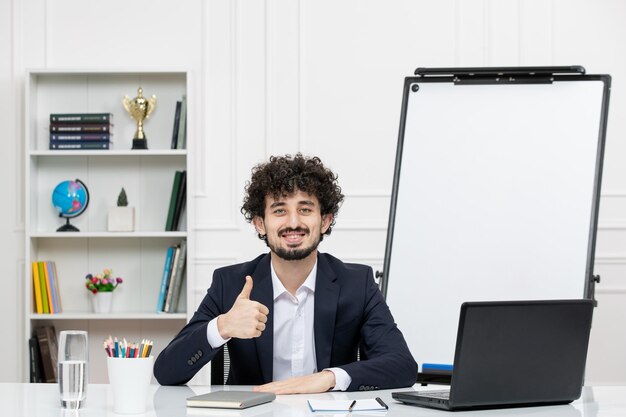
[36,325,59,383]
[45,261,61,313]
[171,100,182,149]
[168,239,187,313]
[50,133,113,141]
[49,140,110,150]
[172,170,187,231]
[50,123,113,133]
[37,262,49,314]
[32,262,43,314]
[29,336,44,383]
[42,261,55,314]
[176,95,187,149]
[51,261,63,312]
[186,391,276,409]
[163,245,181,313]
[165,171,183,231]
[156,246,176,312]
[307,399,388,412]
[50,113,113,124]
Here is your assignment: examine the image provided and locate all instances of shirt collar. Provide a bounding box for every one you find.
[270,259,317,301]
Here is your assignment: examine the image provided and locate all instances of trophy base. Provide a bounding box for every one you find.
[132,138,148,150]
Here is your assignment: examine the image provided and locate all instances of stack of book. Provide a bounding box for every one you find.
[29,325,58,383]
[156,240,187,313]
[31,261,62,314]
[165,170,186,231]
[170,95,187,149]
[49,113,113,150]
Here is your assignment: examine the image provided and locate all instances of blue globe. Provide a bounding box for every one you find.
[52,179,90,232]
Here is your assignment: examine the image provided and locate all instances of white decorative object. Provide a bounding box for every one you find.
[108,187,135,232]
[108,207,135,232]
[91,292,113,313]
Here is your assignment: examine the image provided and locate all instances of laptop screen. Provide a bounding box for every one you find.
[449,299,593,408]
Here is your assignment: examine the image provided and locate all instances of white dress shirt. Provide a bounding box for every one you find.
[206,259,351,391]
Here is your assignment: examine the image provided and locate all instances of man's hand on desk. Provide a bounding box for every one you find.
[253,370,336,394]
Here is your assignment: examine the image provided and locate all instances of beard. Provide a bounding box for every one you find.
[268,227,321,261]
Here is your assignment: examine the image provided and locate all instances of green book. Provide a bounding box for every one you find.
[165,171,183,231]
[37,262,49,314]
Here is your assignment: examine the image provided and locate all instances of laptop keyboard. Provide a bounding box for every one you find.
[420,390,450,399]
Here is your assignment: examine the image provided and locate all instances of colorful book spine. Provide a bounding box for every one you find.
[45,261,61,314]
[156,246,175,312]
[50,123,112,133]
[51,261,62,312]
[163,246,181,312]
[37,262,49,314]
[168,239,187,313]
[49,140,110,150]
[32,262,43,314]
[50,133,113,141]
[50,113,114,124]
[42,262,55,314]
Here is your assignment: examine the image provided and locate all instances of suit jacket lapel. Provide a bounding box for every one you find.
[252,254,274,383]
[314,254,339,371]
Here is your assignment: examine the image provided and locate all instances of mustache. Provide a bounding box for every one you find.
[278,227,310,235]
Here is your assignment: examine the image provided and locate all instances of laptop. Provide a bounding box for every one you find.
[392,299,594,411]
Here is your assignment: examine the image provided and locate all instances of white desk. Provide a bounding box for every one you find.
[0,384,624,417]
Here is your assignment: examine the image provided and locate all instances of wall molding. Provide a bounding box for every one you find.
[196,0,209,197]
[12,0,24,231]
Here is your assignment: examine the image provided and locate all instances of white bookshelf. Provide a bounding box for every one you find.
[24,69,193,383]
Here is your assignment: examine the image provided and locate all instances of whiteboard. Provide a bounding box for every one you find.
[383,69,610,368]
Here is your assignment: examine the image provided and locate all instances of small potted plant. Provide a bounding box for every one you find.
[108,187,135,232]
[85,268,123,313]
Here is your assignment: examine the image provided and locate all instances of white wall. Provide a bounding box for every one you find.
[2,0,625,384]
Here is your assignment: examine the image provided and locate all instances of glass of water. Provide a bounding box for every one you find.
[58,330,88,409]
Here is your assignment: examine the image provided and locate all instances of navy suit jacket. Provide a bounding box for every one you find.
[153,252,417,391]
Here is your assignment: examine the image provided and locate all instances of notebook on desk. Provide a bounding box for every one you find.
[393,299,594,411]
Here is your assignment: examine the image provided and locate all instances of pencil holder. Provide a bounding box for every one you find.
[106,356,153,414]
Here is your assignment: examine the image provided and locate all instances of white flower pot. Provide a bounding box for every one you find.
[92,291,114,313]
[108,207,135,232]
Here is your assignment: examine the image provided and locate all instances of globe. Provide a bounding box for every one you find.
[52,179,90,232]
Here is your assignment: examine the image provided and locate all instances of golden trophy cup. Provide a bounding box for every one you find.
[123,87,157,150]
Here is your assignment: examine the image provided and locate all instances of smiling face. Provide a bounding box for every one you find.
[253,190,333,262]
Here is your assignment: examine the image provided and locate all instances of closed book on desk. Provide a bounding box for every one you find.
[187,391,275,409]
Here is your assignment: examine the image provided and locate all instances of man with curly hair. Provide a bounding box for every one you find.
[154,154,417,394]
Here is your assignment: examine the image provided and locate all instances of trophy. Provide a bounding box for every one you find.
[123,87,157,150]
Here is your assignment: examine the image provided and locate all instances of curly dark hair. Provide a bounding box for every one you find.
[241,153,344,241]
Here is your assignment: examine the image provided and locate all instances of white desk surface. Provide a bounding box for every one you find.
[0,383,624,417]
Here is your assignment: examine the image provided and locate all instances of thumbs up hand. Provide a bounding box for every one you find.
[217,276,269,339]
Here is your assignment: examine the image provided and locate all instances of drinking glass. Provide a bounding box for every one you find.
[58,330,88,409]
